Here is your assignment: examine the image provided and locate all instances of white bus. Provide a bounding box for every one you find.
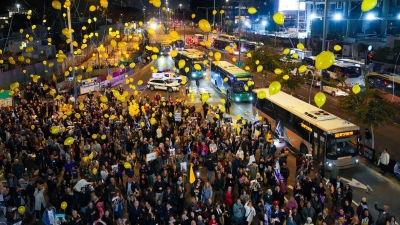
[252,88,360,170]
[302,57,365,87]
[368,72,400,103]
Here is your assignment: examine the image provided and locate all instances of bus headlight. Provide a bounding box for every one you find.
[356,159,359,163]
[249,96,253,100]
[235,97,240,101]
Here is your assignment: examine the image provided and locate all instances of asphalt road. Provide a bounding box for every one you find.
[121,54,400,221]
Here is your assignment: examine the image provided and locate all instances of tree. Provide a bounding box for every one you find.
[244,45,305,93]
[338,89,400,148]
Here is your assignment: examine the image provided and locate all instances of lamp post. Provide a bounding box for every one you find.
[16,4,20,13]
[66,5,77,103]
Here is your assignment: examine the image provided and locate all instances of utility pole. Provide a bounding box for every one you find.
[67,5,77,103]
[227,0,251,62]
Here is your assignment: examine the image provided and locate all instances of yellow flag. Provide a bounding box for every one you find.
[189,165,195,184]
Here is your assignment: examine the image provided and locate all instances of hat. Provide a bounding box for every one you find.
[361,197,367,202]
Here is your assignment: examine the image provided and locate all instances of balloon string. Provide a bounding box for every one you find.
[281,25,296,50]
[352,13,363,36]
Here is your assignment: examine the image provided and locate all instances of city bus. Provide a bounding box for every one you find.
[212,38,239,54]
[183,49,208,59]
[302,57,365,87]
[252,88,360,169]
[237,40,264,53]
[368,72,400,103]
[174,49,207,79]
[211,61,253,101]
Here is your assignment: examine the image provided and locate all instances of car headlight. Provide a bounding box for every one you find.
[235,97,240,101]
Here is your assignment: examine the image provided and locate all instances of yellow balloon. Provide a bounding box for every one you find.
[89,5,96,12]
[198,19,211,32]
[248,7,257,14]
[247,53,252,58]
[257,65,263,72]
[51,126,60,134]
[273,12,284,25]
[283,48,290,54]
[138,80,143,85]
[124,162,132,169]
[214,52,221,61]
[269,81,281,96]
[298,65,307,73]
[361,0,377,12]
[92,134,97,139]
[31,125,35,130]
[194,64,202,70]
[61,202,67,210]
[232,57,237,62]
[257,91,266,99]
[171,49,178,57]
[334,45,342,51]
[245,66,250,71]
[92,168,98,174]
[255,60,260,65]
[220,99,226,104]
[201,93,209,103]
[170,30,179,38]
[178,59,186,69]
[185,67,190,73]
[283,75,290,80]
[315,51,335,70]
[314,92,327,108]
[52,0,62,10]
[64,137,74,145]
[18,206,26,214]
[101,134,107,140]
[352,85,361,94]
[274,68,282,75]
[297,43,304,50]
[191,14,196,19]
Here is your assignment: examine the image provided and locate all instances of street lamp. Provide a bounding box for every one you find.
[16,4,20,13]
[179,4,182,9]
[262,20,267,26]
[366,13,376,20]
[333,13,342,21]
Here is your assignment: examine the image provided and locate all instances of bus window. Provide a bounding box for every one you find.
[326,136,357,158]
[343,67,361,78]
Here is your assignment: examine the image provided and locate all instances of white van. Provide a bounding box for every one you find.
[192,34,205,45]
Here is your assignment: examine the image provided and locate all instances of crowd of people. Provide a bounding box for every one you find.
[0,79,396,225]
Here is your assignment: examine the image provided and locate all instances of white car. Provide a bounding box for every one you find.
[322,85,349,97]
[152,72,187,84]
[147,78,181,92]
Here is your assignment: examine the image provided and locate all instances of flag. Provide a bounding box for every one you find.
[189,165,195,184]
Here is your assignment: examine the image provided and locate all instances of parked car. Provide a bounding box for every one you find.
[147,78,181,92]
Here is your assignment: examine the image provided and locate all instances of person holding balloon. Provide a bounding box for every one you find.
[42,203,58,225]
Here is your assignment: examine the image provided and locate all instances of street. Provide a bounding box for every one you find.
[118,36,400,219]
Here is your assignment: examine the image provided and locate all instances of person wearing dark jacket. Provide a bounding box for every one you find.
[214,172,224,203]
[85,202,100,225]
[375,203,391,225]
[154,199,168,223]
[205,157,215,183]
[129,201,144,224]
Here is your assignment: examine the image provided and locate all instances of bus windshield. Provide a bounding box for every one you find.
[326,137,357,159]
[233,81,252,93]
[343,67,361,78]
[193,61,205,69]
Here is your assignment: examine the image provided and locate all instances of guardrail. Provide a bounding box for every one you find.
[358,144,397,176]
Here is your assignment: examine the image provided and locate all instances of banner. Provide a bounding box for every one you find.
[146,152,157,162]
